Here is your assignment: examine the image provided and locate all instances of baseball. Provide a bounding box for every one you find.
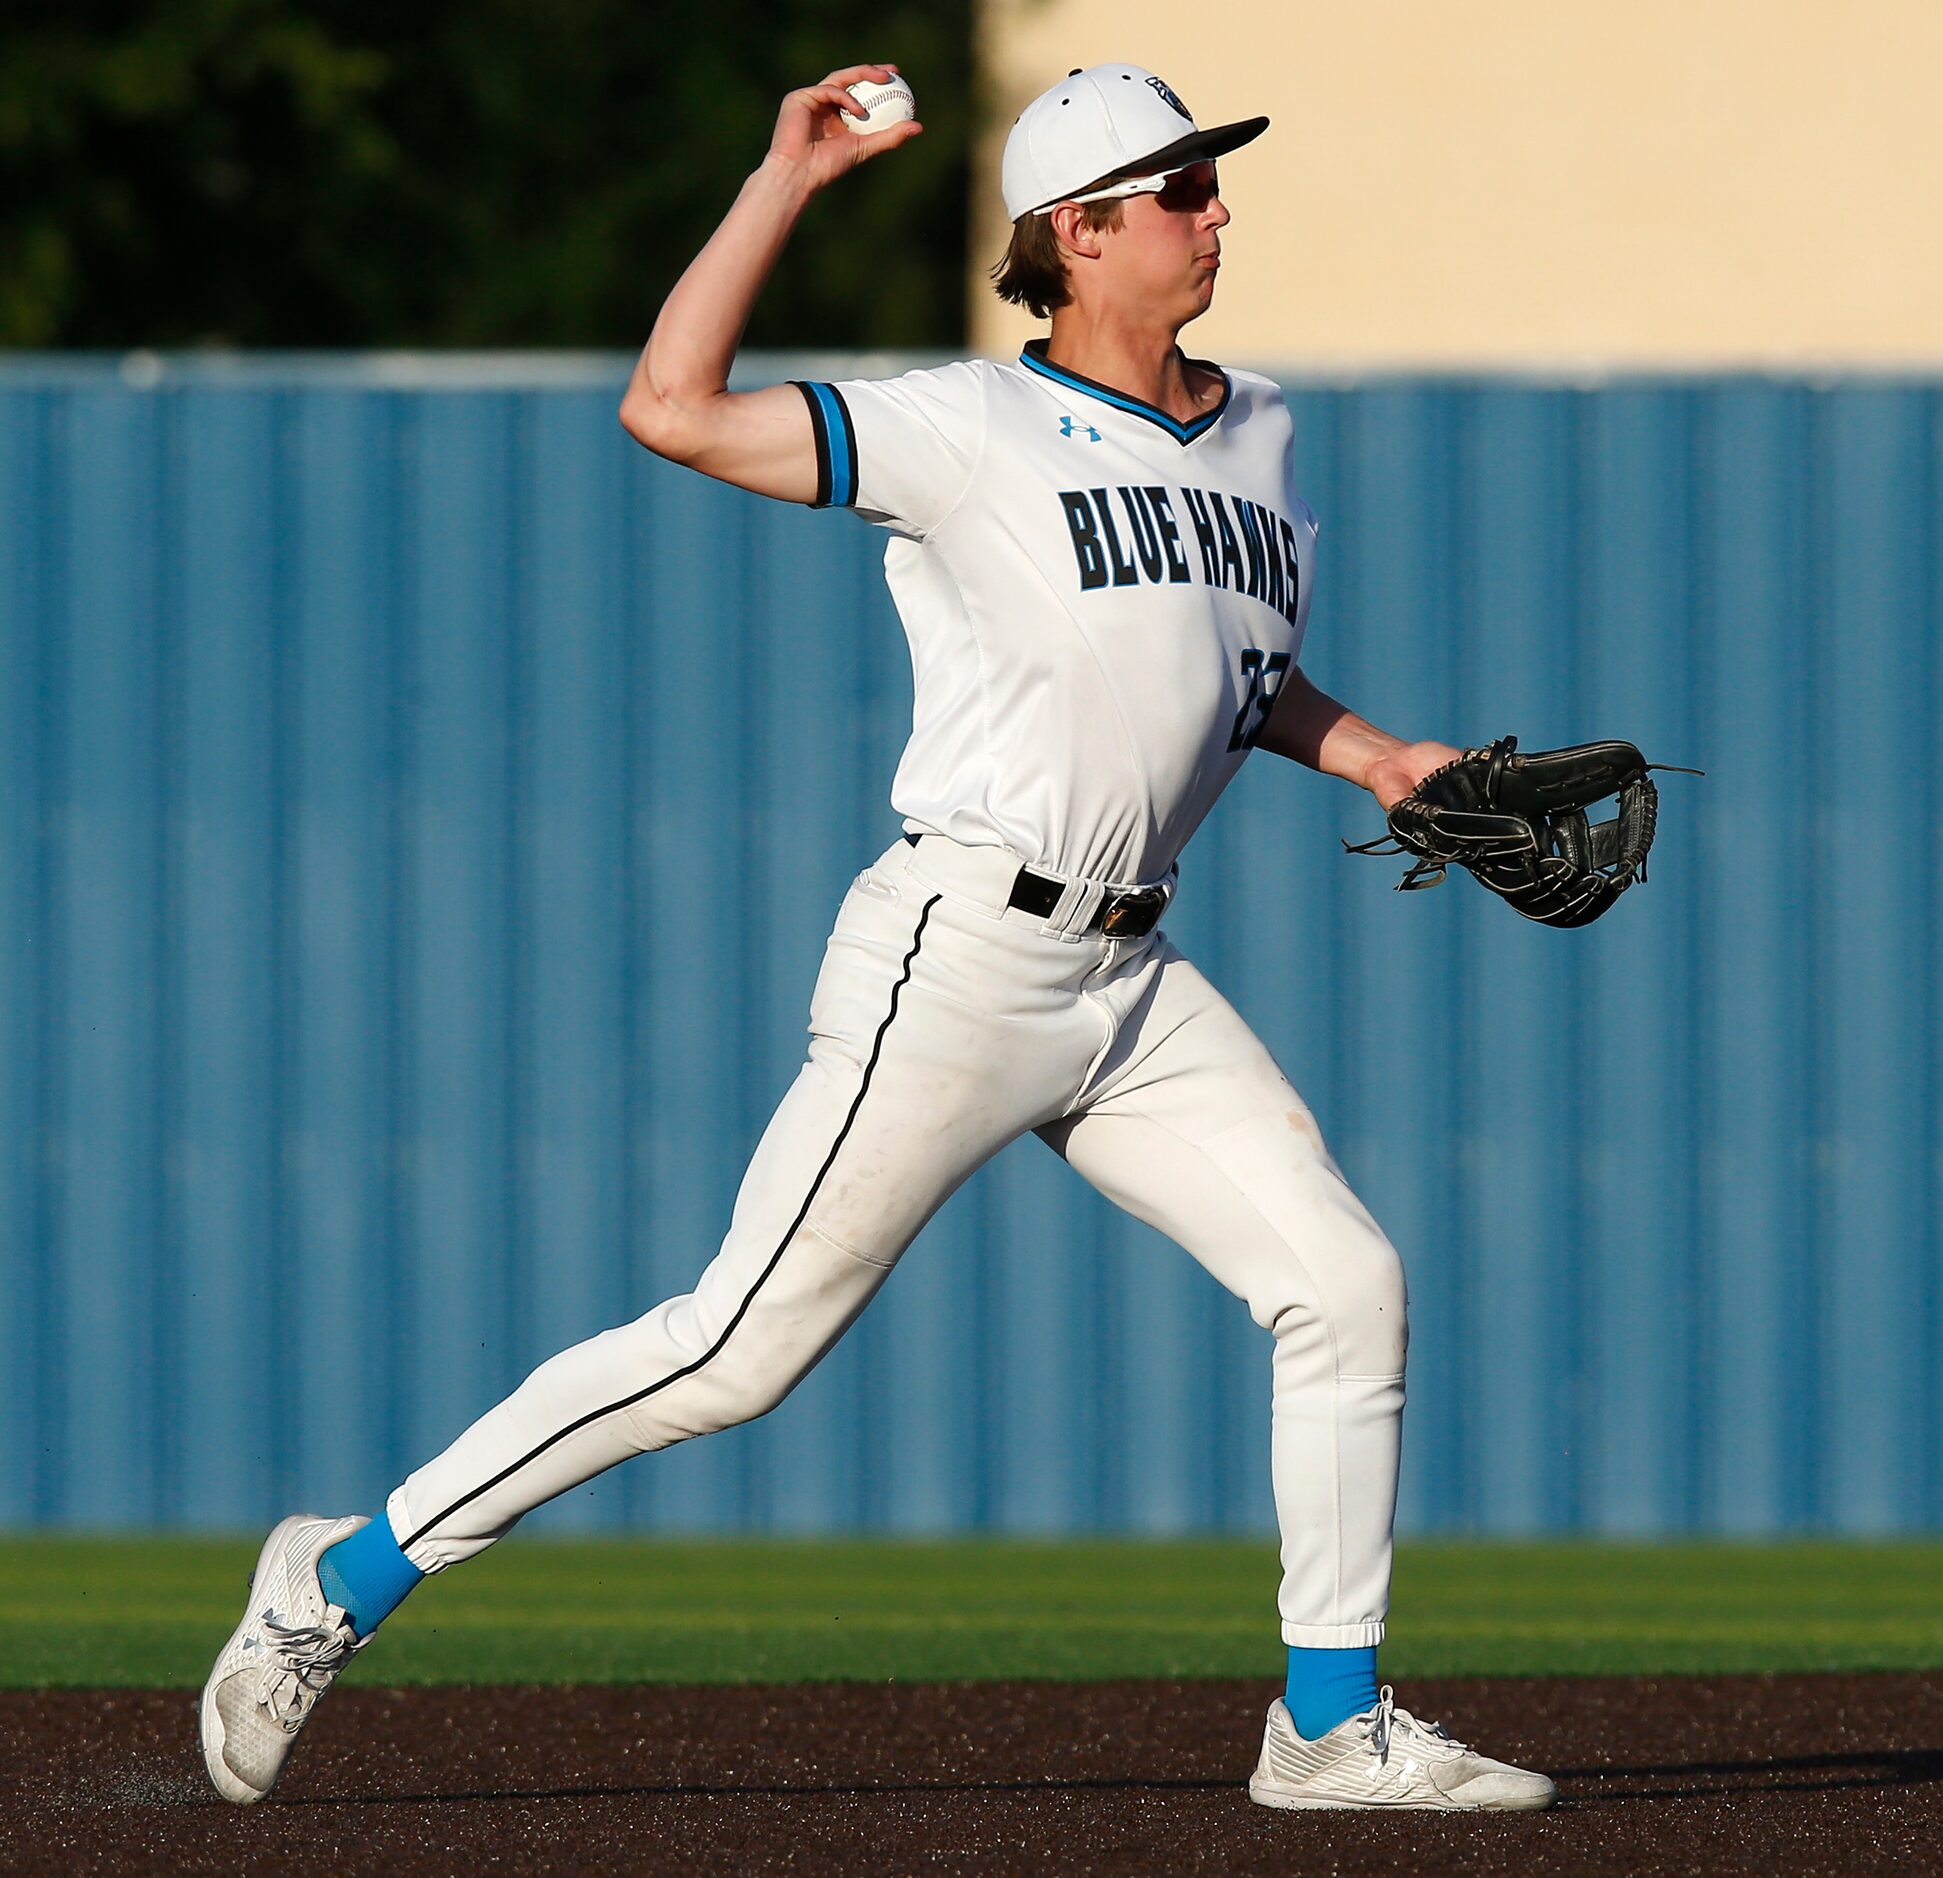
[844,74,916,134]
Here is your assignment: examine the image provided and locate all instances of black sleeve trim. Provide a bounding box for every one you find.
[791,381,831,507]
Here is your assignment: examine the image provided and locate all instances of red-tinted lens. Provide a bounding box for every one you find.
[1156,163,1218,213]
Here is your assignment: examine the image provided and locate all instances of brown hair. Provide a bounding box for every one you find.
[989,199,1126,319]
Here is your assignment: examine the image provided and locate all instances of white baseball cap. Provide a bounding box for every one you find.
[1000,64,1269,222]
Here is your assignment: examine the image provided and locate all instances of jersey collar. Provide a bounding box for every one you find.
[1019,340,1232,445]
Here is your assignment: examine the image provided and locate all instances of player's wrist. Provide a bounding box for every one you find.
[1363,740,1464,811]
[752,149,824,207]
[1356,742,1407,799]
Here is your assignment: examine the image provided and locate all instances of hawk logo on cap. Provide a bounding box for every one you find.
[1146,76,1192,120]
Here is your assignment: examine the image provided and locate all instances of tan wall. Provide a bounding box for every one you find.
[970,0,1943,367]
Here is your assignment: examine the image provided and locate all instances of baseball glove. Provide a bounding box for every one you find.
[1346,737,1694,928]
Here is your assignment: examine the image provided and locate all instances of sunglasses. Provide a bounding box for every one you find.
[1035,160,1221,216]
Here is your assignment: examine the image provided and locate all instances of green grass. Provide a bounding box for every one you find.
[2,1537,1940,1689]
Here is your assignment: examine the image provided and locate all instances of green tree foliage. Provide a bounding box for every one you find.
[0,0,972,347]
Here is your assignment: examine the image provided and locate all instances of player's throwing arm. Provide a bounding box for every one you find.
[617,65,921,502]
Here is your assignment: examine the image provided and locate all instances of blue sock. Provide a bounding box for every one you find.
[1285,1645,1380,1740]
[317,1513,424,1638]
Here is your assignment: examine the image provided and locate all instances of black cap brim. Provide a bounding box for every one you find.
[1081,116,1270,195]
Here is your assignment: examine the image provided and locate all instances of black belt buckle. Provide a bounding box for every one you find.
[1101,886,1165,939]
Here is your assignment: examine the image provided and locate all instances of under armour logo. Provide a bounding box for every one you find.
[1059,416,1101,441]
[1147,76,1192,120]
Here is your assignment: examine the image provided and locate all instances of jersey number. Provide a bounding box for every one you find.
[1227,648,1291,752]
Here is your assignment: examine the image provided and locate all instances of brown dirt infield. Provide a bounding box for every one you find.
[3,1673,1940,1875]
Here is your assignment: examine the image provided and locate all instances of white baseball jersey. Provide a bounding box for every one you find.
[795,341,1317,886]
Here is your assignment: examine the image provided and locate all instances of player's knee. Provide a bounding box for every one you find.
[668,1293,838,1433]
[624,1347,798,1444]
[622,1222,891,1444]
[1262,1228,1407,1378]
[1330,1235,1408,1377]
[692,1358,797,1431]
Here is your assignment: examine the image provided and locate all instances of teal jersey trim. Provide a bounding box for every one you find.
[792,381,859,507]
[1018,340,1232,445]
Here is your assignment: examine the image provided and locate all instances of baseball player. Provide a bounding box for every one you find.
[202,62,1554,1813]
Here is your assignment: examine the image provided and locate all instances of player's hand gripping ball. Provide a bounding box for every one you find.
[844,74,917,134]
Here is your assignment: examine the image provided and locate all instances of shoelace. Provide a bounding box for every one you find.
[1364,1685,1469,1767]
[256,1616,363,1732]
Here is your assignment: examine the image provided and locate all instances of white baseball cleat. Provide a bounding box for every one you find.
[199,1513,371,1804]
[1248,1685,1557,1812]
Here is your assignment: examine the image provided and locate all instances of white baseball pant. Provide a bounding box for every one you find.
[388,834,1407,1646]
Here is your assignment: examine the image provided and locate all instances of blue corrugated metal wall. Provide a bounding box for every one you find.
[2,357,1938,1536]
